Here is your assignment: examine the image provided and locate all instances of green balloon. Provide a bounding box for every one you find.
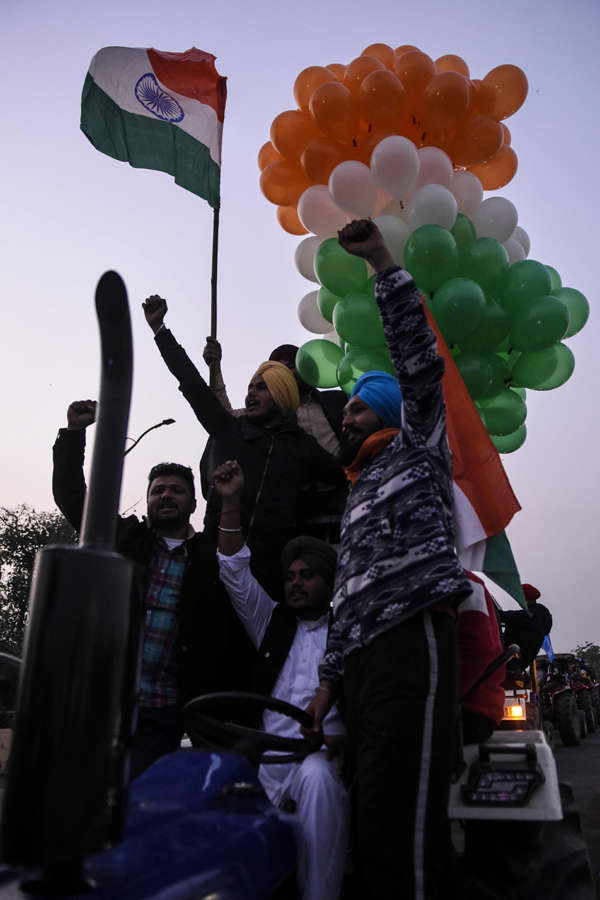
[487,353,511,397]
[454,351,493,401]
[491,425,527,454]
[501,260,552,316]
[510,342,574,390]
[458,238,509,299]
[296,339,344,388]
[509,295,569,351]
[403,225,458,294]
[529,343,575,391]
[545,265,562,292]
[317,286,340,323]
[552,287,590,338]
[451,214,476,253]
[457,299,510,352]
[333,293,385,348]
[431,277,486,346]
[337,345,396,395]
[477,388,527,435]
[314,238,368,296]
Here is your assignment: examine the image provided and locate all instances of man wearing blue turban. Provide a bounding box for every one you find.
[306,220,471,900]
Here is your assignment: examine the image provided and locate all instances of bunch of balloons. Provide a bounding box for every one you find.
[258,45,589,454]
[259,43,527,235]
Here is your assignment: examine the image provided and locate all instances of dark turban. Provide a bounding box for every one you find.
[281,536,338,591]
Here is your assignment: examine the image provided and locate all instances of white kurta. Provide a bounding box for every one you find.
[218,545,349,900]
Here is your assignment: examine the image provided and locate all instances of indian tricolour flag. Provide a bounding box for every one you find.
[425,308,528,610]
[81,47,226,208]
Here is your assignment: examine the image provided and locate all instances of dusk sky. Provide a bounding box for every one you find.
[3,0,598,651]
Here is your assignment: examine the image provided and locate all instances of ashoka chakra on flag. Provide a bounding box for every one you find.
[135,73,184,122]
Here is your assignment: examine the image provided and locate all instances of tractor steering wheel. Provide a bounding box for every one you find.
[183,691,322,764]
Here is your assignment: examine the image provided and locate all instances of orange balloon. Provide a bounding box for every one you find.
[470,79,496,116]
[360,69,407,129]
[258,141,282,171]
[393,50,437,95]
[424,71,471,128]
[501,122,511,145]
[294,66,337,113]
[449,114,504,166]
[270,109,321,161]
[277,205,308,235]
[361,43,396,69]
[309,81,360,142]
[395,44,419,55]
[260,160,311,206]
[435,54,470,78]
[483,64,528,120]
[468,145,518,190]
[326,63,346,80]
[344,55,385,96]
[301,136,348,183]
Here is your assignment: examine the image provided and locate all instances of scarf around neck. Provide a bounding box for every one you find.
[344,427,400,485]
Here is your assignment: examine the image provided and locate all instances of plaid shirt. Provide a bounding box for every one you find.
[139,535,189,708]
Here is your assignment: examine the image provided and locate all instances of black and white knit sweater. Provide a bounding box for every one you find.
[319,266,471,685]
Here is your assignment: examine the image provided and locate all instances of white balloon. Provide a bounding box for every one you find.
[294,235,322,283]
[329,161,377,217]
[407,184,458,231]
[513,225,530,257]
[414,146,453,190]
[298,291,333,334]
[370,136,420,202]
[298,185,347,236]
[373,215,410,266]
[471,197,518,243]
[450,170,483,217]
[503,237,526,263]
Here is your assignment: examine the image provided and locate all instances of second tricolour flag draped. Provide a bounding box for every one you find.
[425,307,527,610]
[81,47,226,208]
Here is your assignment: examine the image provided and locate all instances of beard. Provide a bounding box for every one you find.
[339,430,364,466]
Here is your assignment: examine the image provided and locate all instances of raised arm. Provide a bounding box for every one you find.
[338,220,446,447]
[142,295,233,436]
[214,460,275,648]
[52,399,97,531]
[203,337,235,413]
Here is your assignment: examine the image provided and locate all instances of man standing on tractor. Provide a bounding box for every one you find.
[305,219,471,900]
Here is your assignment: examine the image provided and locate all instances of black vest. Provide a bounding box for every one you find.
[251,603,298,699]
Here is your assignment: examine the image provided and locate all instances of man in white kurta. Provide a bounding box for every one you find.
[214,459,349,900]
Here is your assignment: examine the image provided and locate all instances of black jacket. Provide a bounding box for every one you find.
[154,328,345,597]
[52,428,254,706]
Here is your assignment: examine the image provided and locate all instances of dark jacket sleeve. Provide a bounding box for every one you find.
[154,327,234,436]
[375,266,446,448]
[52,428,87,532]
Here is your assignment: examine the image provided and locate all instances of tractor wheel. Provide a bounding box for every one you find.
[555,692,580,746]
[581,691,596,733]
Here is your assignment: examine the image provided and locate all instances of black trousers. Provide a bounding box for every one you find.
[343,611,458,900]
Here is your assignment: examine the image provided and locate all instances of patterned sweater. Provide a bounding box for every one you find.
[319,266,471,685]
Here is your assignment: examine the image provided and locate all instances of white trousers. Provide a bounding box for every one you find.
[260,750,349,900]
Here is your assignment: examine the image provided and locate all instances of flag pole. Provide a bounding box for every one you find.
[209,205,220,388]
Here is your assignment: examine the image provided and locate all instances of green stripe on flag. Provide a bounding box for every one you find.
[81,74,221,207]
[482,530,528,610]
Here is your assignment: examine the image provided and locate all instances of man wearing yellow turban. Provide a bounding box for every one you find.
[143,296,344,601]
